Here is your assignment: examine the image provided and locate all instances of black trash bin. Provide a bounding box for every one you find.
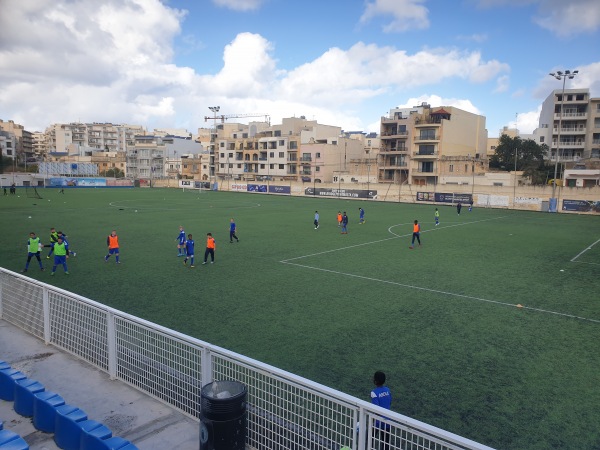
[200,380,247,450]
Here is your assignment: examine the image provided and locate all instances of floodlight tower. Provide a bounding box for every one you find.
[548,69,578,212]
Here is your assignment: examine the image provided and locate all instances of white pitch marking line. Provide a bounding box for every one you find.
[570,238,600,262]
[281,261,600,324]
[281,216,508,263]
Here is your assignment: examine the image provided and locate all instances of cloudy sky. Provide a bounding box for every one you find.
[1,0,599,136]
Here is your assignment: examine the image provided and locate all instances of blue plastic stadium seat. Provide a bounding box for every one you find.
[33,391,65,433]
[13,379,45,417]
[79,419,112,450]
[95,437,138,450]
[0,369,27,401]
[0,429,29,449]
[0,361,10,371]
[54,404,88,450]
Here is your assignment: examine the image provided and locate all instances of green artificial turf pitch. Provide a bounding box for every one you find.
[1,188,599,449]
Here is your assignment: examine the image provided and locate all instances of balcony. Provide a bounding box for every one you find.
[380,131,408,138]
[412,151,438,158]
[554,112,587,119]
[379,147,408,154]
[414,135,439,142]
[553,127,586,134]
[300,156,312,162]
[552,141,585,148]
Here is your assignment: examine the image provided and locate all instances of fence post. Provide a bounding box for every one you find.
[358,407,367,450]
[0,274,3,318]
[43,287,50,344]
[201,348,212,387]
[107,311,117,380]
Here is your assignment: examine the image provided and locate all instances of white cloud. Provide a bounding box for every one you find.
[0,0,512,134]
[212,0,265,12]
[474,0,600,36]
[396,95,483,115]
[493,75,510,93]
[360,0,429,32]
[506,108,541,135]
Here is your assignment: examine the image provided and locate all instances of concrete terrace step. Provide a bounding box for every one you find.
[0,319,199,450]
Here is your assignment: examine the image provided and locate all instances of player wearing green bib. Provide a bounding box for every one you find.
[50,237,69,275]
[22,232,44,273]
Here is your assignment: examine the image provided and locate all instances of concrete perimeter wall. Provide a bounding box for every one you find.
[153,178,600,214]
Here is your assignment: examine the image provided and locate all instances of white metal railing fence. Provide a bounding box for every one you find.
[0,268,494,450]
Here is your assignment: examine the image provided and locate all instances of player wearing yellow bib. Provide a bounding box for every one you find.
[21,232,45,273]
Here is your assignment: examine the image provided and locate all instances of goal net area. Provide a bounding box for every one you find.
[180,180,211,192]
[26,186,43,199]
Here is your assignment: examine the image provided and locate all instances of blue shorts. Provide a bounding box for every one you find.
[178,239,186,245]
[54,255,67,265]
[108,248,119,255]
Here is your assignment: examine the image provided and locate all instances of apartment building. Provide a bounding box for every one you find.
[126,136,166,179]
[536,88,600,162]
[0,119,33,162]
[45,122,146,154]
[379,103,487,186]
[0,131,17,160]
[213,117,366,182]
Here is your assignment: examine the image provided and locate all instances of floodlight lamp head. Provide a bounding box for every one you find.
[573,70,579,74]
[564,70,571,75]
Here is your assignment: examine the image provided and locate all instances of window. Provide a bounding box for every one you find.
[279,140,285,146]
[260,164,265,169]
[274,130,281,137]
[229,163,233,168]
[289,141,298,149]
[270,152,275,158]
[316,152,321,158]
[228,153,233,158]
[465,164,468,172]
[540,137,545,143]
[419,129,436,140]
[278,152,284,158]
[279,164,284,169]
[220,142,224,147]
[449,164,454,172]
[237,164,242,169]
[418,145,435,155]
[270,164,274,170]
[220,163,224,168]
[490,146,496,150]
[220,153,224,158]
[316,166,320,172]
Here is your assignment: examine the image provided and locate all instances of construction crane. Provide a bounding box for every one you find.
[204,113,271,125]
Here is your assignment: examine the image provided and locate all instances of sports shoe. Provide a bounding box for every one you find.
[210,261,214,264]
[46,256,50,259]
[183,260,187,265]
[40,268,45,271]
[65,271,70,275]
[72,252,77,257]
[116,261,121,264]
[50,272,55,276]
[202,262,207,265]
[190,265,195,268]
[20,269,27,273]
[409,246,414,249]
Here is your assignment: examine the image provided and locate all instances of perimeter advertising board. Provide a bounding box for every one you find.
[304,187,376,199]
[562,199,600,213]
[417,192,473,203]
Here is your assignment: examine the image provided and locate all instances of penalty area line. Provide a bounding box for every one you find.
[282,216,508,263]
[281,261,600,324]
[570,238,600,262]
